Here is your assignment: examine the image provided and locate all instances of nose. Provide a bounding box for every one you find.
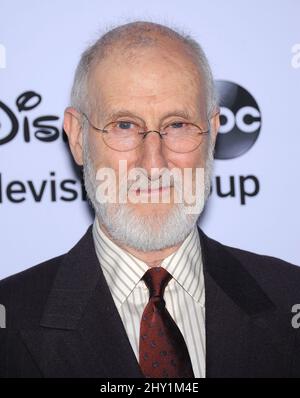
[138,131,169,179]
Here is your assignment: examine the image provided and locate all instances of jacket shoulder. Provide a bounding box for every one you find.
[0,226,93,329]
[205,233,300,310]
[0,255,63,328]
[224,241,300,279]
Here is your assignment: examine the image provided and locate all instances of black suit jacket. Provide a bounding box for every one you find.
[1,225,300,378]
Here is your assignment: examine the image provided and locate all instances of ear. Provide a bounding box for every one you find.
[209,109,220,147]
[63,107,84,166]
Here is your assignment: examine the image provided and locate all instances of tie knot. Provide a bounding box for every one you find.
[143,267,172,299]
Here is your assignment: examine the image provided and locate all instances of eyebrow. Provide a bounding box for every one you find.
[105,109,194,124]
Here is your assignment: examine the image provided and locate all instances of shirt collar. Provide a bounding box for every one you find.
[92,218,204,308]
[162,224,204,304]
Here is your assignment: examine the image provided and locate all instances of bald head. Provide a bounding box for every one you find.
[70,21,218,118]
[88,21,201,61]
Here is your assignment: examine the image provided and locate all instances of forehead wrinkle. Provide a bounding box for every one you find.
[89,42,203,93]
[94,86,201,114]
[103,108,196,125]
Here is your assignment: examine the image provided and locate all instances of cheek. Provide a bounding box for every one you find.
[88,134,138,177]
[87,133,118,170]
[167,147,207,170]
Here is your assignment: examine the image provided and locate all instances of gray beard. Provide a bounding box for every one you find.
[82,134,214,252]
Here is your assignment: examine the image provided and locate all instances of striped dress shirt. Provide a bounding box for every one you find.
[92,218,206,378]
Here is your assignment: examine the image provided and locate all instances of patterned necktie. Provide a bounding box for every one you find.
[139,267,194,378]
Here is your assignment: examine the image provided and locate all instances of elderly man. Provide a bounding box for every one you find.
[0,21,300,379]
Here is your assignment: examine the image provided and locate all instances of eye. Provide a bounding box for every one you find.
[169,122,185,129]
[117,121,134,129]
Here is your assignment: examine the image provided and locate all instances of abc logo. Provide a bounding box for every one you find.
[214,81,262,159]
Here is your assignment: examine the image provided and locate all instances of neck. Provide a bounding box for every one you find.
[98,221,183,268]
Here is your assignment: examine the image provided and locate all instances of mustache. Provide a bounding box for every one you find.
[126,171,176,192]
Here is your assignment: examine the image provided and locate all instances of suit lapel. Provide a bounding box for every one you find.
[21,226,143,378]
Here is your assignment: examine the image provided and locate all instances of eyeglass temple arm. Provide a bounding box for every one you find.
[81,112,109,133]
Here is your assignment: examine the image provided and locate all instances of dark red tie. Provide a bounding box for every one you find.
[139,267,194,378]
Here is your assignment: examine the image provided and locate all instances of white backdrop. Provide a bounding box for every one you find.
[0,0,299,280]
